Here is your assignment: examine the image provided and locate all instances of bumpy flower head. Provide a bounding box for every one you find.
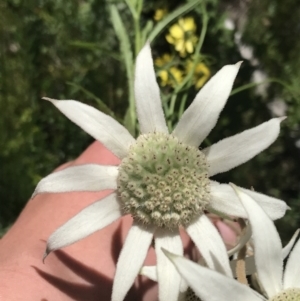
[118,132,210,228]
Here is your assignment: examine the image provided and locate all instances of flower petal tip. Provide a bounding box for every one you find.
[139,42,151,57]
[139,266,158,281]
[42,97,57,103]
[42,247,51,264]
[235,61,243,68]
[229,182,244,199]
[31,190,37,199]
[161,247,176,261]
[279,116,287,122]
[229,182,239,191]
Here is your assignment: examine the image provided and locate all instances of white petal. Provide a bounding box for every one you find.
[32,164,118,197]
[164,250,264,301]
[209,181,288,220]
[209,181,246,217]
[44,98,135,159]
[282,229,300,260]
[134,43,168,134]
[140,266,157,282]
[283,235,300,289]
[173,63,241,147]
[186,215,232,277]
[242,188,288,221]
[231,184,283,297]
[139,265,188,292]
[44,193,121,258]
[204,118,282,176]
[112,224,154,301]
[155,229,183,301]
[179,278,188,293]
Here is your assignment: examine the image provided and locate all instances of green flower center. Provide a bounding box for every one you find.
[269,288,300,301]
[117,133,210,229]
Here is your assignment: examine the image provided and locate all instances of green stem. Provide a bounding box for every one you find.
[175,1,209,93]
[169,94,177,115]
[178,93,188,120]
[134,18,141,57]
[128,73,136,135]
[168,1,209,129]
[110,4,136,134]
[230,78,299,99]
[126,0,144,134]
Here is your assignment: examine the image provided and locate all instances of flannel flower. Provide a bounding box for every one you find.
[33,43,288,301]
[166,186,300,301]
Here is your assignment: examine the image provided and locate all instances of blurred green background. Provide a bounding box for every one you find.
[0,0,299,240]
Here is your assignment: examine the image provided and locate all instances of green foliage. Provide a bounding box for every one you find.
[0,0,122,229]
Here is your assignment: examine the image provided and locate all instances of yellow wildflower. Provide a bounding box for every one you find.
[186,61,211,89]
[166,17,198,57]
[154,8,167,21]
[155,53,172,67]
[169,67,183,86]
[155,54,183,87]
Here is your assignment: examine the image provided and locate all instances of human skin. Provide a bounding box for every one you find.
[0,141,236,301]
[0,142,158,301]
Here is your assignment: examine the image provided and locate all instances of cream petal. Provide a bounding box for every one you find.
[209,181,288,220]
[208,181,246,217]
[186,215,232,277]
[32,164,118,197]
[173,63,241,147]
[134,43,168,134]
[204,118,282,176]
[179,278,188,293]
[140,266,157,282]
[44,98,135,159]
[140,265,188,292]
[155,229,183,301]
[140,265,188,293]
[242,188,288,221]
[283,235,300,289]
[112,224,154,301]
[231,184,283,297]
[44,193,121,259]
[164,250,264,301]
[282,229,300,260]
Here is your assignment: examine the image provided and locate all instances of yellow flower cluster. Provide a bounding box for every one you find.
[187,60,211,89]
[154,8,167,21]
[153,13,211,89]
[155,54,210,89]
[155,54,183,87]
[166,17,198,57]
